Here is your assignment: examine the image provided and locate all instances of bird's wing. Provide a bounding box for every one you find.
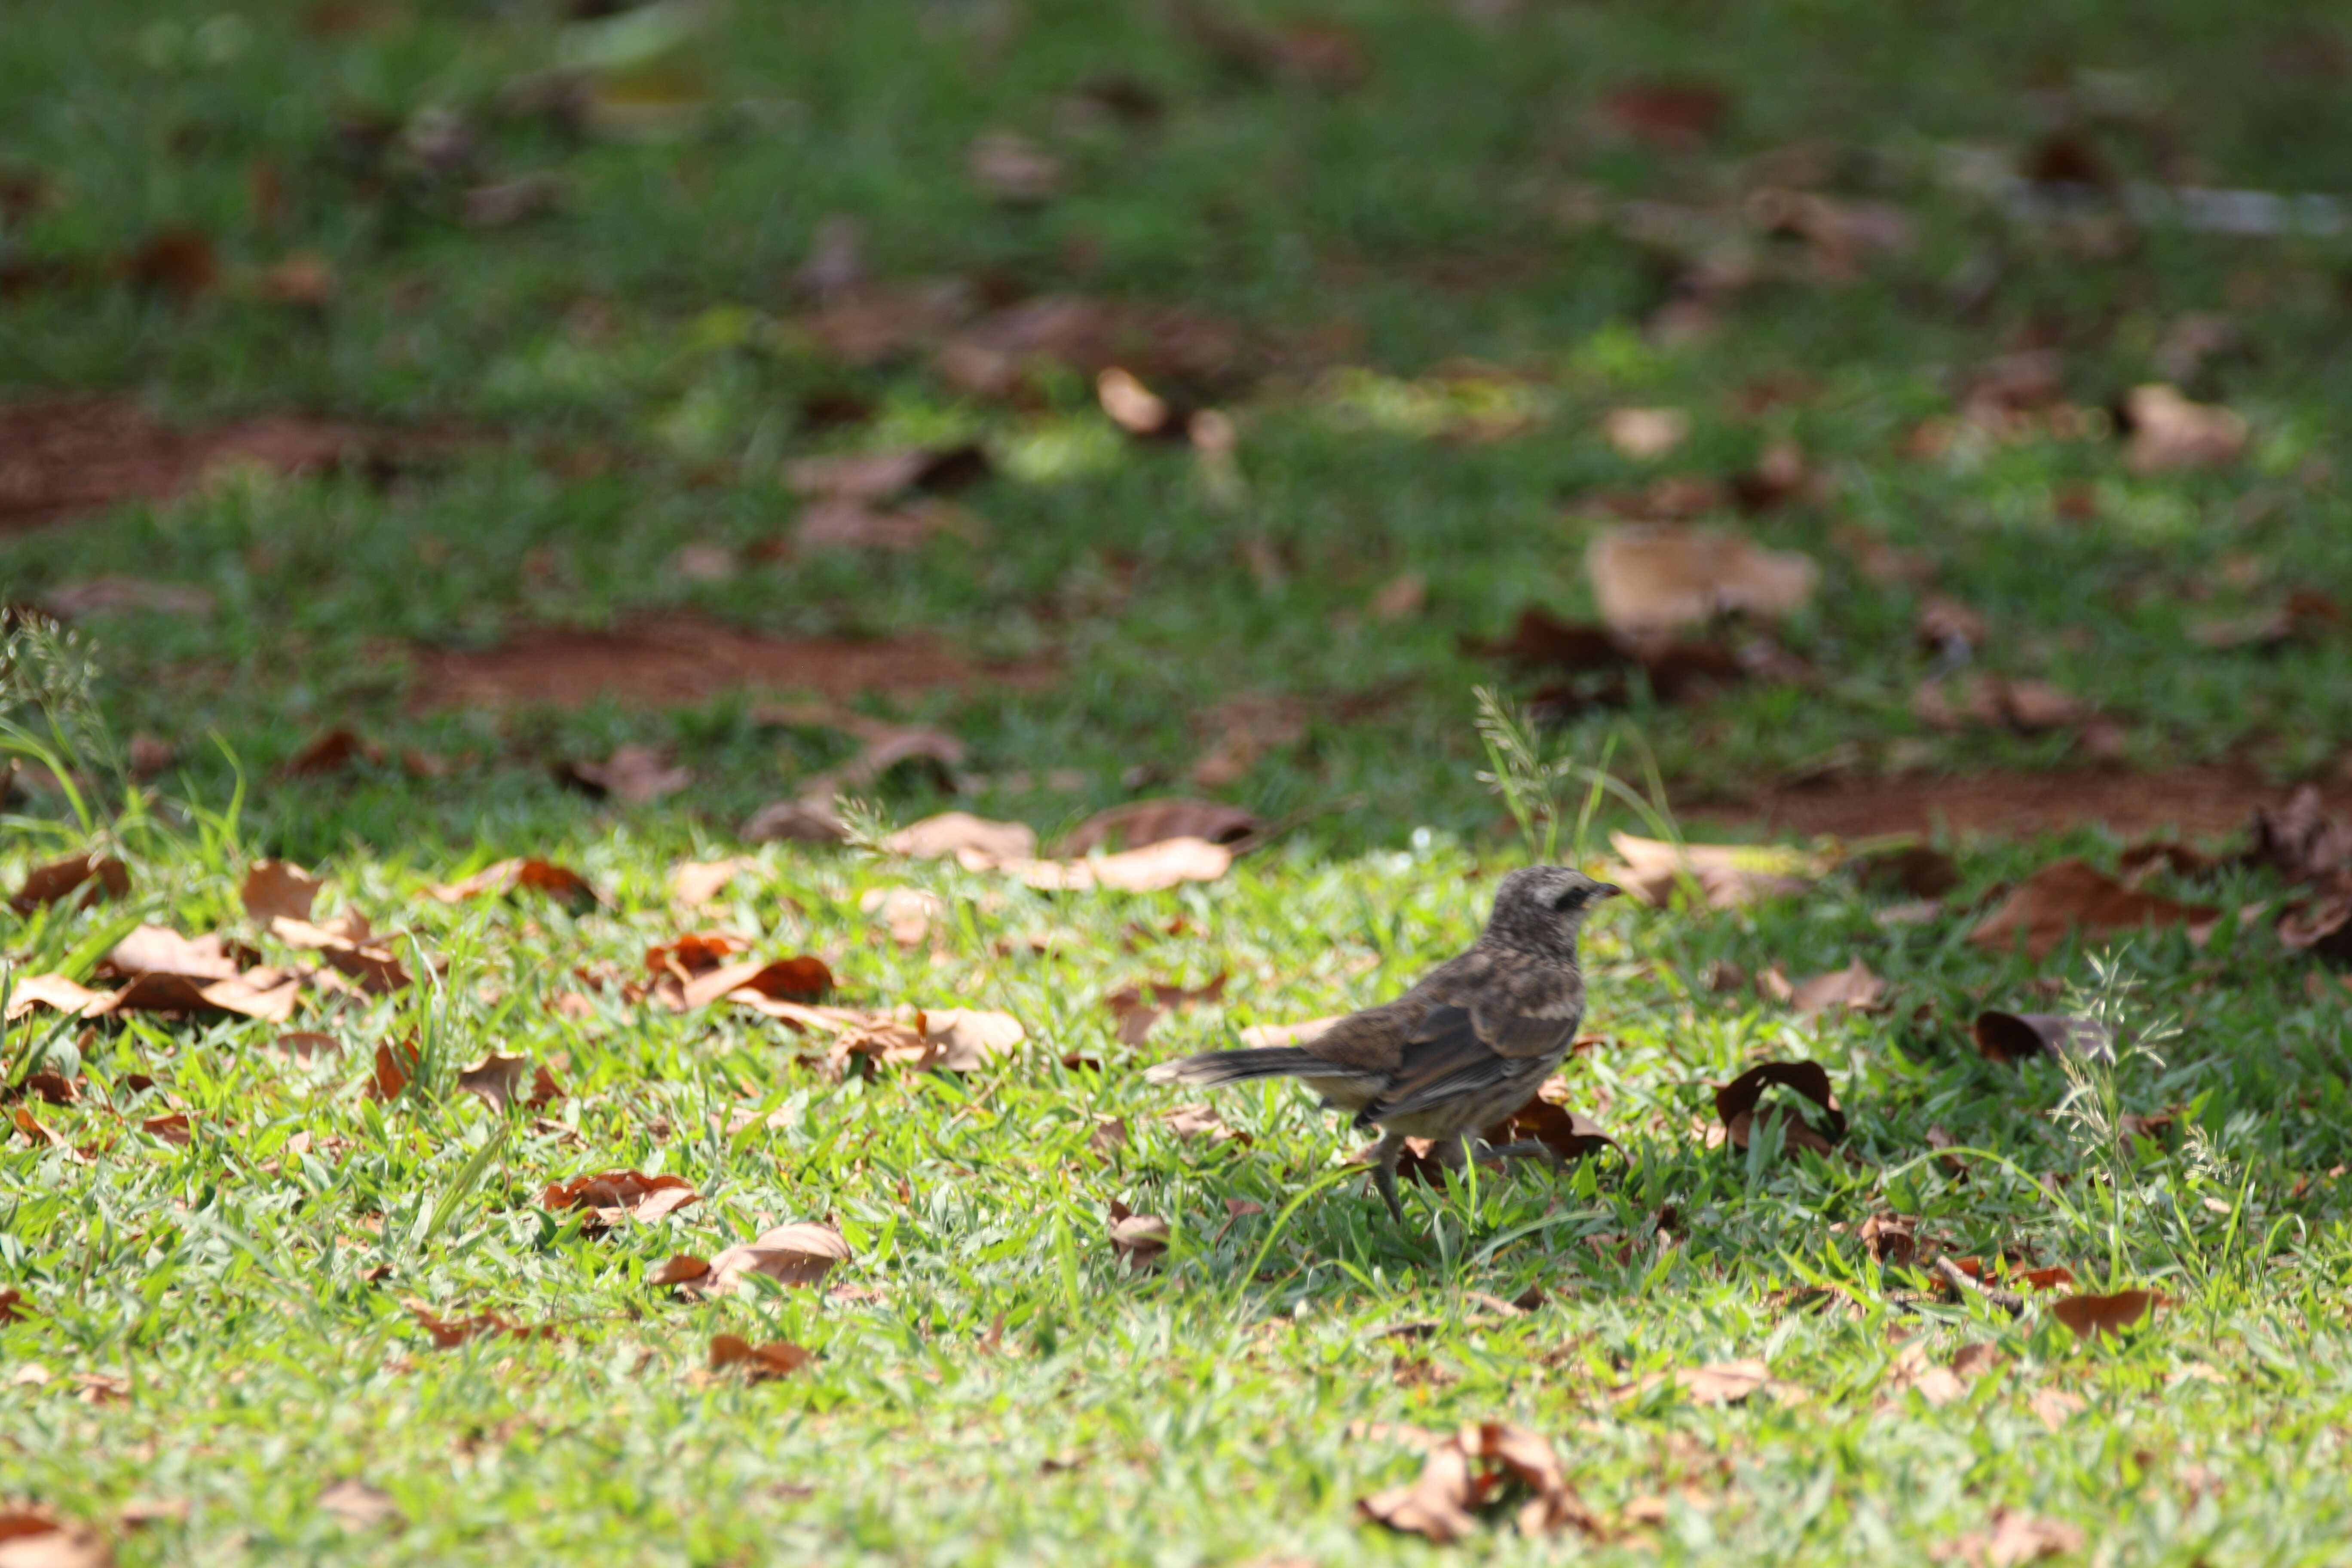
[1417,949,1586,1059]
[1359,1002,1572,1124]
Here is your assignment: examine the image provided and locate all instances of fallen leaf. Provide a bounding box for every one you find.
[1161,1104,1252,1146]
[916,1008,1024,1071]
[239,860,322,925]
[967,132,1063,203]
[140,1113,192,1145]
[540,1170,701,1224]
[427,858,603,909]
[1104,974,1226,1044]
[1968,858,2220,959]
[2123,383,2246,475]
[1614,1358,1795,1405]
[1022,837,1234,891]
[707,1333,814,1381]
[1604,407,1690,459]
[315,1478,403,1529]
[1586,524,1818,635]
[680,954,833,1011]
[9,851,129,915]
[1479,1096,1619,1164]
[1913,673,2093,737]
[2028,1388,2085,1432]
[1599,78,1728,149]
[1108,1208,1170,1271]
[0,1506,113,1568]
[1785,959,1885,1020]
[1853,844,1962,899]
[557,745,692,804]
[1187,695,1306,788]
[1935,1510,2086,1568]
[705,1221,851,1295]
[0,974,104,1023]
[269,915,411,996]
[1858,1212,1916,1269]
[1971,1010,2114,1066]
[455,1052,537,1113]
[784,444,991,505]
[2248,784,2352,884]
[1607,832,1818,909]
[282,726,383,777]
[274,1031,342,1060]
[1090,1115,1129,1157]
[2052,1289,2158,1341]
[861,886,945,948]
[670,858,747,906]
[366,1038,420,1102]
[934,295,1243,404]
[648,1254,709,1286]
[885,812,1038,865]
[107,925,243,982]
[1715,1060,1846,1157]
[123,225,219,303]
[1356,1441,1478,1543]
[404,1301,556,1349]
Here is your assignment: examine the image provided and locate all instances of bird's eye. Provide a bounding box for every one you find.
[1550,888,1583,911]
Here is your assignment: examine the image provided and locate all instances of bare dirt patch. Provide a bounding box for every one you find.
[0,395,461,529]
[406,619,1052,711]
[1719,766,2340,844]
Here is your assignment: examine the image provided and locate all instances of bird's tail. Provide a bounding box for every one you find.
[1144,1047,1324,1087]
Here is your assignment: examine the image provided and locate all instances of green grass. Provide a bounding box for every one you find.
[7,0,2352,1560]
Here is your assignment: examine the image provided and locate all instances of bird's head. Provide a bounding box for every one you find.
[1483,865,1622,957]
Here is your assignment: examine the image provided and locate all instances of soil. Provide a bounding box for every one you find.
[406,619,1053,710]
[1715,764,2338,844]
[0,395,461,529]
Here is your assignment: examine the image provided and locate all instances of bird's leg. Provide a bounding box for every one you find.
[1368,1130,1408,1224]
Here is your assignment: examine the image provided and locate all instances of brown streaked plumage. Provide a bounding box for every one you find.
[1145,865,1618,1222]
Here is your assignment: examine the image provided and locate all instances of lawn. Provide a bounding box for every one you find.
[5,0,2352,1562]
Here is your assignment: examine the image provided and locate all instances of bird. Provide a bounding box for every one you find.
[1145,865,1618,1223]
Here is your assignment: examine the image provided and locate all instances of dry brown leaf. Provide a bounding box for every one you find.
[558,745,691,805]
[1604,407,1690,459]
[785,443,990,504]
[9,851,129,915]
[1187,695,1305,789]
[1357,1442,1478,1543]
[648,1254,710,1286]
[274,1031,342,1060]
[1935,1510,2086,1568]
[680,954,833,1011]
[0,1506,115,1568]
[269,916,410,996]
[1020,837,1233,891]
[239,859,322,925]
[1104,974,1226,1045]
[861,886,945,948]
[1858,1212,1916,1268]
[706,1221,851,1295]
[1971,1010,2114,1066]
[885,812,1038,865]
[1090,1115,1129,1157]
[427,858,602,909]
[917,1008,1024,1071]
[2124,383,2246,475]
[107,925,243,982]
[2051,1289,2157,1341]
[282,726,382,777]
[454,1052,559,1114]
[1479,1094,1619,1164]
[1586,523,1818,634]
[707,1332,814,1381]
[540,1170,701,1224]
[1613,1358,1795,1405]
[1715,1060,1846,1157]
[140,1113,192,1146]
[2028,1387,2085,1432]
[1968,858,2219,960]
[1108,1208,1170,1271]
[1369,570,1427,623]
[670,858,747,906]
[3,974,106,1021]
[315,1477,403,1527]
[1607,832,1817,909]
[1161,1104,1252,1146]
[1786,959,1885,1020]
[1059,796,1263,856]
[366,1038,420,1102]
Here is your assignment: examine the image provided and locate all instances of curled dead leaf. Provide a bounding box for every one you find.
[1968,858,2219,960]
[1060,798,1262,856]
[1613,1358,1797,1405]
[1607,832,1819,910]
[1972,1010,2114,1066]
[705,1221,850,1295]
[239,859,322,925]
[1715,1060,1845,1157]
[541,1170,701,1224]
[557,745,691,805]
[649,1254,710,1286]
[1785,959,1885,1020]
[1108,1209,1170,1271]
[9,851,129,915]
[1104,974,1226,1045]
[428,857,603,909]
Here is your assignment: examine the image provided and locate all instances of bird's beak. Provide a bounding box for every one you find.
[1593,882,1623,901]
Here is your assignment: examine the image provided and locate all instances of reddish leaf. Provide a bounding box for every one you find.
[239,859,322,925]
[9,851,129,915]
[540,1170,701,1223]
[2052,1289,2158,1341]
[367,1038,420,1102]
[1060,798,1262,855]
[1972,1011,2113,1066]
[707,1333,813,1381]
[705,1221,851,1295]
[1599,79,1728,149]
[680,955,833,1010]
[1715,1060,1846,1155]
[648,1254,710,1286]
[1103,974,1226,1045]
[427,858,603,909]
